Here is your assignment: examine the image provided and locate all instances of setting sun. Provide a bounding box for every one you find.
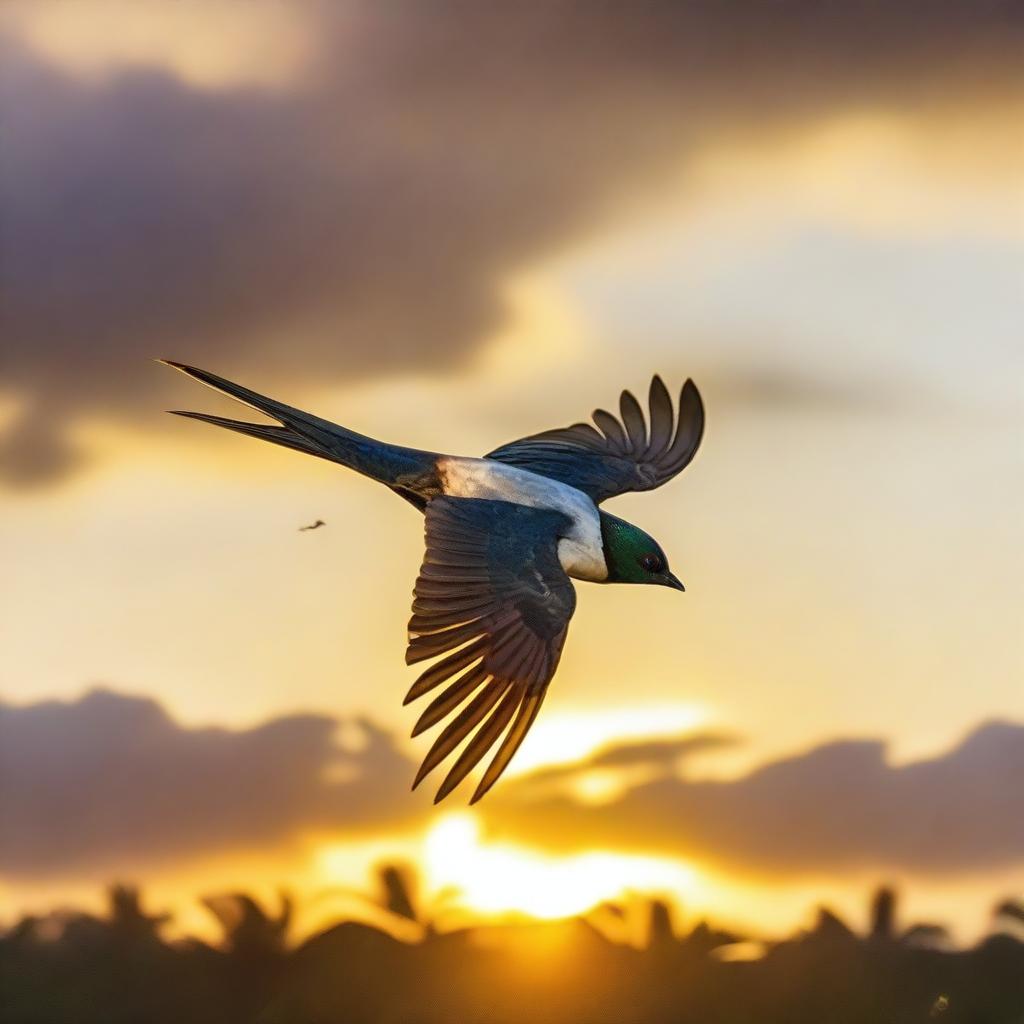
[422,813,701,921]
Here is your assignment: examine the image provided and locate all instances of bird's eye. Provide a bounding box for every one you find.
[640,553,663,573]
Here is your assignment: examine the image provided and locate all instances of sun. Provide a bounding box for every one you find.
[421,813,701,921]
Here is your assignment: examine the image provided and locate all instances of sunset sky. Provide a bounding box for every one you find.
[1,0,1022,945]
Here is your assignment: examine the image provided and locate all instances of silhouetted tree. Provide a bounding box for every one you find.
[869,885,897,942]
[902,922,951,949]
[994,898,1024,930]
[4,878,1024,1024]
[378,864,418,924]
[647,898,675,948]
[203,891,292,959]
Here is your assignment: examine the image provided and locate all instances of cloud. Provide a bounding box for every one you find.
[0,689,427,879]
[1,2,1021,485]
[4,688,1024,882]
[486,721,1024,877]
[0,402,85,485]
[711,365,910,414]
[517,731,740,788]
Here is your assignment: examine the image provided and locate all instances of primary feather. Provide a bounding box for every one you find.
[486,376,704,503]
[404,497,576,804]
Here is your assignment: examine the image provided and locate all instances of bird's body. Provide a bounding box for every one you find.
[163,361,704,803]
[436,456,607,582]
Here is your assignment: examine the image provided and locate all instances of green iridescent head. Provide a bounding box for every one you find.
[598,511,684,590]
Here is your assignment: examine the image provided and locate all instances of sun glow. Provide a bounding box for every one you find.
[422,813,700,920]
[504,703,709,777]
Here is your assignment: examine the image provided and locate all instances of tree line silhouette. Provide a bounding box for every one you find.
[3,868,1024,1023]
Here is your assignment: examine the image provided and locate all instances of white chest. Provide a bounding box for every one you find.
[436,456,608,582]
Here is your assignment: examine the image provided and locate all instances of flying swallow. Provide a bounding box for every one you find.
[299,519,326,531]
[162,361,704,803]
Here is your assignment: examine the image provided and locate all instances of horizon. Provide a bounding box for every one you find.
[4,686,1024,947]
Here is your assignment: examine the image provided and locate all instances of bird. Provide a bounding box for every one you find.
[161,360,704,803]
[299,519,326,531]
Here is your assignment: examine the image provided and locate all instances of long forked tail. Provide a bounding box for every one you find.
[160,361,439,504]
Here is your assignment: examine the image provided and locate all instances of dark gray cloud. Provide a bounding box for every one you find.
[0,689,427,879]
[4,688,1024,881]
[1,1,1021,485]
[486,721,1024,877]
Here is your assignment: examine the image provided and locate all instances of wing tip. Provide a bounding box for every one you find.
[433,768,463,803]
[682,378,705,432]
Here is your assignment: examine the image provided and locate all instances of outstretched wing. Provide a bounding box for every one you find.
[486,377,704,504]
[405,497,576,804]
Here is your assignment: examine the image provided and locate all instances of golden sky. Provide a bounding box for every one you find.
[1,0,1022,943]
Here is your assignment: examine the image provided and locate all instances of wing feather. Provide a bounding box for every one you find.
[644,376,674,459]
[593,409,629,453]
[619,389,647,452]
[471,691,546,804]
[403,637,488,704]
[411,663,490,737]
[433,687,522,803]
[412,678,511,789]
[406,620,489,663]
[485,377,704,503]
[405,498,576,801]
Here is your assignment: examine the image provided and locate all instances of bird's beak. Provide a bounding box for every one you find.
[663,572,685,592]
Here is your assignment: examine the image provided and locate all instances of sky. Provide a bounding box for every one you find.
[1,0,1022,944]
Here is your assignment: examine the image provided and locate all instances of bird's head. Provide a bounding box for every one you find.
[598,511,684,591]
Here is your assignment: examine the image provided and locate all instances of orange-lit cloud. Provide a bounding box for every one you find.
[6,689,1024,883]
[0,689,429,878]
[488,722,1024,877]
